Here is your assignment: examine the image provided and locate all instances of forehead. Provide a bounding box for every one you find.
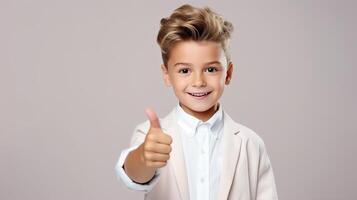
[167,40,225,66]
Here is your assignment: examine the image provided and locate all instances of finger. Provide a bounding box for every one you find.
[145,143,172,154]
[144,152,170,162]
[146,132,172,145]
[146,161,167,168]
[158,134,173,145]
[145,108,161,129]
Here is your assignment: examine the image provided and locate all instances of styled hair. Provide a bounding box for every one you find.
[157,4,234,67]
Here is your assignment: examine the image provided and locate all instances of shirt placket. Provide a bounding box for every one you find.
[196,123,210,200]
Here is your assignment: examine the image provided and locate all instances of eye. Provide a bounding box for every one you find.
[205,66,218,73]
[178,68,190,74]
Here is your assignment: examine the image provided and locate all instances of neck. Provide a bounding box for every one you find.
[179,103,219,122]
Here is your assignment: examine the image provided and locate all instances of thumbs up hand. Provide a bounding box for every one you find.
[141,108,173,169]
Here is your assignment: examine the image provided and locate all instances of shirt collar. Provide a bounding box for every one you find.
[176,103,223,138]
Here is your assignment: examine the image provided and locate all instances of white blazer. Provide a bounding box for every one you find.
[127,108,278,200]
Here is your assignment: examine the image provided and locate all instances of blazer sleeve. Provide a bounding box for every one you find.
[115,121,161,192]
[256,141,279,200]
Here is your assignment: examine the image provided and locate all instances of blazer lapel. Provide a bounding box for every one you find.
[217,112,242,200]
[162,110,190,200]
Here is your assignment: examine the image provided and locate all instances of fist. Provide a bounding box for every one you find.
[141,108,173,169]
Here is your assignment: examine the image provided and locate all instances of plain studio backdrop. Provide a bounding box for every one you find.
[1,0,356,199]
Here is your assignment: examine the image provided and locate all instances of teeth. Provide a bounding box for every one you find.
[190,92,209,97]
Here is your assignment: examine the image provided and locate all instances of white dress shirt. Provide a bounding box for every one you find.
[115,103,224,200]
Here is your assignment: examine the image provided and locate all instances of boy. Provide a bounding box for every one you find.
[115,4,278,200]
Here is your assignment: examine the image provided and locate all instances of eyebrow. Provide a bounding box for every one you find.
[173,61,222,67]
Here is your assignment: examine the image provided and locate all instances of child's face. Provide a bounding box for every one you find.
[161,40,233,119]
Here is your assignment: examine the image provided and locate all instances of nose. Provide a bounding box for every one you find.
[192,72,206,87]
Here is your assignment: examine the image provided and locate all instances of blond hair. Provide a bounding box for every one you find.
[157,4,234,67]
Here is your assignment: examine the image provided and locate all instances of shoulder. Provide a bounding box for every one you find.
[224,111,266,149]
[238,123,265,146]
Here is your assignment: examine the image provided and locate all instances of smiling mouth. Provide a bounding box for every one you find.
[187,91,212,97]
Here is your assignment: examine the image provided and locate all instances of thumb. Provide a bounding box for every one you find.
[145,108,161,129]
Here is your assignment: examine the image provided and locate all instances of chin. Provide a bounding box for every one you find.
[183,102,216,113]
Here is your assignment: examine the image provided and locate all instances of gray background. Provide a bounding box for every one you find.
[1,0,356,199]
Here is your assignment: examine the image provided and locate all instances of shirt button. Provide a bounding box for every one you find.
[200,177,205,183]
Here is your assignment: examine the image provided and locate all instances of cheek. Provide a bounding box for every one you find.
[208,75,225,87]
[171,77,187,90]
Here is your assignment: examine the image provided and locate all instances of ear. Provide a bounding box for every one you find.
[225,62,233,85]
[161,64,172,87]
